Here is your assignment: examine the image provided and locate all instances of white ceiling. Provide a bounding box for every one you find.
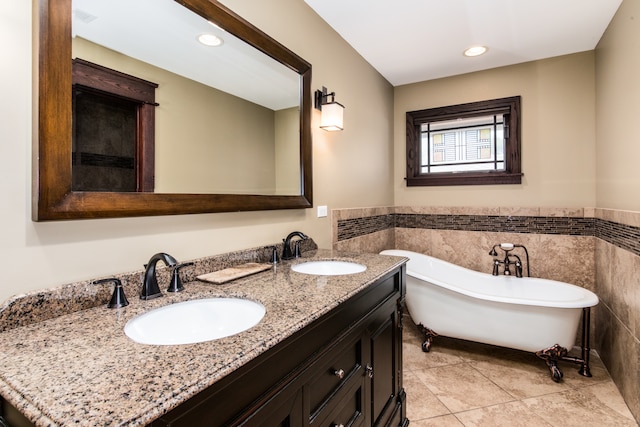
[72,0,300,110]
[303,0,622,86]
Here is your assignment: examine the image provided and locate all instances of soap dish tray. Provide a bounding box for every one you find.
[197,263,272,284]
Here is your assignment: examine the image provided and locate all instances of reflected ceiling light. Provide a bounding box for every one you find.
[463,45,487,57]
[314,86,344,131]
[198,33,224,47]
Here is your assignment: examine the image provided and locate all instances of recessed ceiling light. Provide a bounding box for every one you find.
[198,34,223,47]
[463,45,488,57]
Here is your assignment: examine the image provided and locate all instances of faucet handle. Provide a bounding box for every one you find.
[270,246,280,264]
[167,262,194,293]
[515,261,523,278]
[93,278,129,309]
[492,259,500,276]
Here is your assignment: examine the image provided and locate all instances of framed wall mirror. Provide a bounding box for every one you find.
[34,0,312,220]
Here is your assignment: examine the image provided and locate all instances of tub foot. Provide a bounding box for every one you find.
[549,363,563,382]
[536,344,568,382]
[417,324,438,352]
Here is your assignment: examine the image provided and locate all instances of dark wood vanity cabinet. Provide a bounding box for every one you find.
[152,265,407,427]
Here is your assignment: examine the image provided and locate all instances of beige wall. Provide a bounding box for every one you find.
[0,0,394,304]
[275,107,301,195]
[73,37,280,195]
[394,52,597,208]
[595,0,640,211]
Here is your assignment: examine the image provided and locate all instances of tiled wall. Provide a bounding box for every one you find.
[593,209,640,422]
[333,206,595,287]
[332,206,640,422]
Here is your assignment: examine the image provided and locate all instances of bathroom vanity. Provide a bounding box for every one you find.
[0,250,407,426]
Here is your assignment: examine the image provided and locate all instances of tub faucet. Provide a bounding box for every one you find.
[502,254,522,277]
[282,231,308,260]
[141,252,177,300]
[489,243,529,277]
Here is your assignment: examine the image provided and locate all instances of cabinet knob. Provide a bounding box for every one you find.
[333,424,344,427]
[333,368,345,379]
[365,364,374,378]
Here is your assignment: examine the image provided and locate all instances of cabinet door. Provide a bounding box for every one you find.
[1,398,35,427]
[367,301,403,427]
[238,387,303,427]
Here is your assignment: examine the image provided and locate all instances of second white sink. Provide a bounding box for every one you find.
[291,260,366,276]
[124,298,265,345]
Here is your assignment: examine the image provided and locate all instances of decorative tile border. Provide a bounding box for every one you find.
[393,214,594,235]
[336,213,640,257]
[596,219,640,256]
[336,214,394,241]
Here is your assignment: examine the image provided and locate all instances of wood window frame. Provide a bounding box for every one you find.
[72,58,158,192]
[405,96,522,186]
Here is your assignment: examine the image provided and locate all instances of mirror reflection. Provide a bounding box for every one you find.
[71,0,301,195]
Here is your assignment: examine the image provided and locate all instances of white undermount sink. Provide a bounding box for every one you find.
[291,260,367,276]
[124,298,266,345]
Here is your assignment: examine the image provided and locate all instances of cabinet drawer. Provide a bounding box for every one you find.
[308,329,364,416]
[320,383,365,427]
[310,372,365,427]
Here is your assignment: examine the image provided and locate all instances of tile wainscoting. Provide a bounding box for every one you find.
[332,206,640,423]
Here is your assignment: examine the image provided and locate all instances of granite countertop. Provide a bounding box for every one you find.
[0,250,406,426]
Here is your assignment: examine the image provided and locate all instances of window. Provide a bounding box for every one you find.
[406,96,522,186]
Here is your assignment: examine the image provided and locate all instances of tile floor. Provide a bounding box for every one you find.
[402,317,638,426]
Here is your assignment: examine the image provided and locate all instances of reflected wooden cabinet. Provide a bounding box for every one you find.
[72,59,157,193]
[152,266,408,427]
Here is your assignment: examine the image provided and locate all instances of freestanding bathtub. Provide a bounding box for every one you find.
[381,249,599,381]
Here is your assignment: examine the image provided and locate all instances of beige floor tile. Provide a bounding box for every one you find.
[404,370,451,420]
[469,357,571,399]
[412,331,531,364]
[588,381,639,419]
[522,382,638,427]
[555,359,611,388]
[404,338,465,371]
[418,332,609,392]
[445,340,533,364]
[401,320,638,426]
[404,318,426,340]
[409,414,464,426]
[413,364,514,413]
[454,401,553,427]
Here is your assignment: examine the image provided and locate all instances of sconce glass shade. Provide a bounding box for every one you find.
[320,101,344,131]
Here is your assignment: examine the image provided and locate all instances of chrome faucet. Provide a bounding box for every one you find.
[488,243,530,277]
[282,231,308,260]
[141,252,177,300]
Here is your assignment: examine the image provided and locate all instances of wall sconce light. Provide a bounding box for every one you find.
[314,86,344,131]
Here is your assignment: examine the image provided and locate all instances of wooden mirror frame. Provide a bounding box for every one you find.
[33,0,312,220]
